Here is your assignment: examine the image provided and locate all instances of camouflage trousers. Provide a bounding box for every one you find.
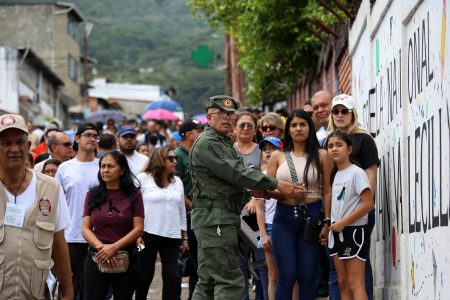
[192,224,244,300]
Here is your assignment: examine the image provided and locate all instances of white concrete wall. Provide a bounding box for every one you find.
[349,0,450,299]
[0,47,19,113]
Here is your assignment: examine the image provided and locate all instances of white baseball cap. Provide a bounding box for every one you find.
[331,94,355,109]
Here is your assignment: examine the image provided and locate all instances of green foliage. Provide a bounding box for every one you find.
[71,0,226,115]
[187,0,351,105]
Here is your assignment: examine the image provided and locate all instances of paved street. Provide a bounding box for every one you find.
[143,256,328,300]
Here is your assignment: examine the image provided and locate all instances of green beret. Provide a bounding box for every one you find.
[202,95,242,112]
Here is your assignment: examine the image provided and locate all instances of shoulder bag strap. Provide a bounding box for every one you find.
[284,151,299,184]
[284,151,309,217]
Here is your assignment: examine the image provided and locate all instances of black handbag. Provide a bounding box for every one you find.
[285,151,324,245]
[177,251,196,277]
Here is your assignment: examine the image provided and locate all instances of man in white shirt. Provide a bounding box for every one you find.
[118,125,149,176]
[55,122,100,299]
[34,131,72,173]
[311,90,333,146]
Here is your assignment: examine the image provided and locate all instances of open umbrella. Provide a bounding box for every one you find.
[87,110,126,124]
[142,109,179,121]
[145,99,183,112]
[193,114,208,124]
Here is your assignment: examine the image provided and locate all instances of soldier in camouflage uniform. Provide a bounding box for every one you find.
[189,95,303,299]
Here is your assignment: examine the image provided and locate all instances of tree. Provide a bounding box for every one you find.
[187,0,353,105]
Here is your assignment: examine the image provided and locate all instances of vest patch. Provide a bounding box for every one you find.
[38,198,52,216]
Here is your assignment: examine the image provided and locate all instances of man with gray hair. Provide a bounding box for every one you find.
[34,131,73,173]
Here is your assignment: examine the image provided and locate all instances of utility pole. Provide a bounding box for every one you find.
[82,22,94,108]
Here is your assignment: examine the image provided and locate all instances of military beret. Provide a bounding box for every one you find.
[202,95,242,112]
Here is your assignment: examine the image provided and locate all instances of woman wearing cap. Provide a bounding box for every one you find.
[135,146,188,300]
[266,109,332,300]
[327,94,379,300]
[260,112,285,139]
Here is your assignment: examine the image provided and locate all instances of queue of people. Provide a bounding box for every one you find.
[0,90,378,300]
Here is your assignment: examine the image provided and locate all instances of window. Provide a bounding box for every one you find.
[67,54,79,82]
[67,14,81,42]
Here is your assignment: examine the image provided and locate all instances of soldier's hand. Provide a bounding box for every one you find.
[277,180,310,200]
[250,190,265,199]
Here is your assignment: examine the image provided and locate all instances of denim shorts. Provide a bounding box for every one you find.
[257,223,273,248]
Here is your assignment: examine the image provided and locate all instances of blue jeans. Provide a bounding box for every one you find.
[253,248,269,300]
[272,202,322,300]
[328,209,375,300]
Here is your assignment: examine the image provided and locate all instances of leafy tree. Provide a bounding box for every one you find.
[187,0,352,105]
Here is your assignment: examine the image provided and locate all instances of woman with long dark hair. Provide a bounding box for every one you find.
[266,109,332,299]
[82,150,144,300]
[135,146,188,300]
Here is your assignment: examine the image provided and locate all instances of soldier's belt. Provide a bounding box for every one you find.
[193,199,239,212]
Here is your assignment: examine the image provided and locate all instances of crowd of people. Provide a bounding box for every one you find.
[0,90,378,300]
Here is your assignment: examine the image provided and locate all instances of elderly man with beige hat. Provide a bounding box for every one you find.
[0,114,73,299]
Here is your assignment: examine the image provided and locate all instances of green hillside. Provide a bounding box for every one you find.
[11,0,226,116]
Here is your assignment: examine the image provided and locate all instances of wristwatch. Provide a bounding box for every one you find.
[323,217,331,226]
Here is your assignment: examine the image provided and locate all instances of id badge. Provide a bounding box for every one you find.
[4,203,26,228]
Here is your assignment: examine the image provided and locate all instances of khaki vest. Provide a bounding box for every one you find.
[0,172,60,300]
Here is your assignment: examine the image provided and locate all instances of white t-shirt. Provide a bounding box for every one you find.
[261,170,276,224]
[137,172,187,239]
[55,157,99,243]
[125,150,149,177]
[331,164,371,226]
[264,199,277,225]
[5,172,71,232]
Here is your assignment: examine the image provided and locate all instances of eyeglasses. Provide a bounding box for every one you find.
[261,125,277,132]
[209,111,236,119]
[56,142,73,148]
[331,108,352,115]
[167,155,177,163]
[237,122,255,130]
[80,133,100,142]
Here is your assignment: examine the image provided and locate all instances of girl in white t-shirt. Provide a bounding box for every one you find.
[326,131,374,300]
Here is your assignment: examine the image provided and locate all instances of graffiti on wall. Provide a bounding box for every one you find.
[351,0,450,298]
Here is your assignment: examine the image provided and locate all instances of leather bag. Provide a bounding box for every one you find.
[93,250,129,273]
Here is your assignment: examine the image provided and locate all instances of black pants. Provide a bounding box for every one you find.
[68,243,88,300]
[83,249,139,300]
[135,232,180,300]
[187,213,198,300]
[174,213,199,300]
